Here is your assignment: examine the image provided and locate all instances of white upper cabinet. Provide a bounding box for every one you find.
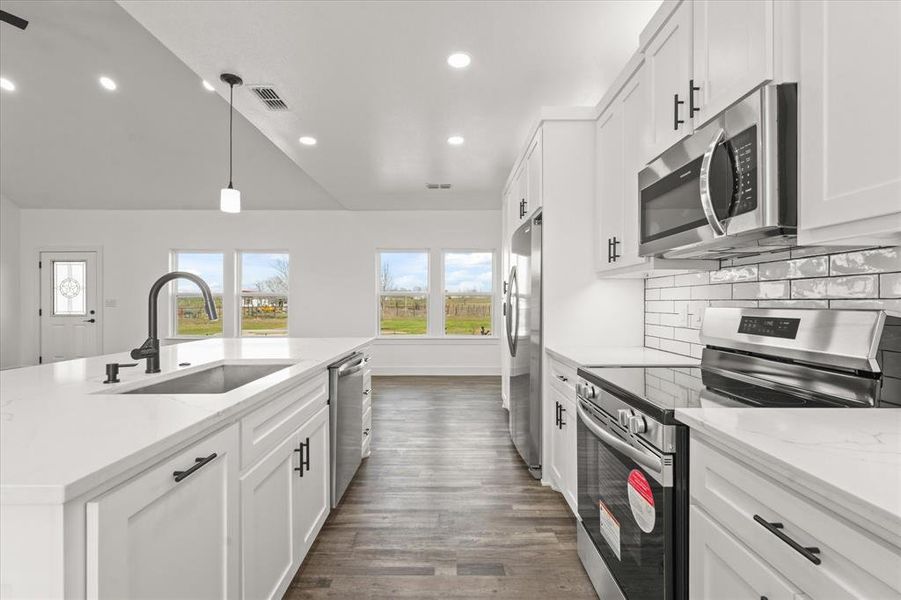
[798,0,901,245]
[692,0,774,127]
[645,0,693,162]
[595,101,625,271]
[526,129,543,215]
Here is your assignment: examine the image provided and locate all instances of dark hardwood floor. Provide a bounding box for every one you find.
[287,376,597,599]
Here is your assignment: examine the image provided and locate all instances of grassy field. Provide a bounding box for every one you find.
[176,296,288,336]
[177,295,491,337]
[379,295,491,336]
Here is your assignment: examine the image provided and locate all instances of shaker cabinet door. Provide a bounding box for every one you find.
[293,404,331,556]
[86,425,240,600]
[692,0,774,126]
[645,0,693,162]
[798,0,901,245]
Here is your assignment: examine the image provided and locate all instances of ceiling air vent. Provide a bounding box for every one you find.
[426,183,452,190]
[248,85,289,111]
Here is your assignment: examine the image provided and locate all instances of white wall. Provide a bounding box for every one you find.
[17,209,501,375]
[1,194,21,369]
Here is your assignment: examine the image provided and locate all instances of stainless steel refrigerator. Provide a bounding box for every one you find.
[505,211,542,479]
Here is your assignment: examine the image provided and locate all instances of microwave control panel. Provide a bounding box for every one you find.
[725,125,758,217]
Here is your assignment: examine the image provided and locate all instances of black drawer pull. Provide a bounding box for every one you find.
[674,93,685,130]
[294,437,310,477]
[753,515,821,565]
[173,453,217,482]
[556,374,568,382]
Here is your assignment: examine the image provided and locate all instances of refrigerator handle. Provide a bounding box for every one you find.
[506,266,517,356]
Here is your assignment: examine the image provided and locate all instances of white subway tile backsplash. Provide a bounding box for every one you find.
[643,246,900,358]
[758,299,829,309]
[829,299,901,312]
[646,300,675,313]
[709,265,758,283]
[690,284,732,300]
[830,247,901,275]
[732,281,790,299]
[658,339,691,356]
[792,274,878,299]
[646,276,675,289]
[881,272,901,298]
[758,256,828,281]
[674,272,710,287]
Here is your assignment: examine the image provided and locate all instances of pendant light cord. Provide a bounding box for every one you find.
[228,83,234,188]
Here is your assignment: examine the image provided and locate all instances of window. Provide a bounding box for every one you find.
[172,252,224,337]
[52,260,87,316]
[443,251,493,336]
[378,251,428,336]
[239,252,289,336]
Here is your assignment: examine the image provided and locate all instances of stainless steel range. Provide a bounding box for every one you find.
[574,308,900,600]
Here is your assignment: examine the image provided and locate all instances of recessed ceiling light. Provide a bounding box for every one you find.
[299,136,317,146]
[0,77,14,92]
[447,135,465,146]
[202,79,215,92]
[99,76,117,91]
[447,52,471,69]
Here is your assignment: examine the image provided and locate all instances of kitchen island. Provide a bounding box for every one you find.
[0,336,372,599]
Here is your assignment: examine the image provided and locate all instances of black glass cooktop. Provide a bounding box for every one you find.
[578,363,882,422]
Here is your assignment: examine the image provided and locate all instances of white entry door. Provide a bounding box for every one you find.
[40,251,101,363]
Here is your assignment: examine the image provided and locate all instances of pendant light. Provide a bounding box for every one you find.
[220,73,243,213]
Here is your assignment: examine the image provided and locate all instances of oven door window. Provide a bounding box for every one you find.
[640,156,708,243]
[578,415,672,600]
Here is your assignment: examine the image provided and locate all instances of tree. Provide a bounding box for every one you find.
[380,262,394,291]
[255,257,289,295]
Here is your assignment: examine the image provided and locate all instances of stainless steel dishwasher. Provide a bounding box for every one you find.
[328,352,367,507]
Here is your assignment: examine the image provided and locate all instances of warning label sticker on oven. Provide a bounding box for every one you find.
[627,469,656,533]
[598,499,621,560]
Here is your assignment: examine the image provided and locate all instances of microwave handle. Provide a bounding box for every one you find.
[699,127,728,237]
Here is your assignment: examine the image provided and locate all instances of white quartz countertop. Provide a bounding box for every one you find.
[546,345,700,368]
[0,337,372,505]
[676,408,901,540]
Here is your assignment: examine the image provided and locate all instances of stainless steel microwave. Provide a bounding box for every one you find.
[638,84,797,260]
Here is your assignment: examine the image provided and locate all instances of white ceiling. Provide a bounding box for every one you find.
[119,0,660,210]
[1,0,660,211]
[0,0,339,210]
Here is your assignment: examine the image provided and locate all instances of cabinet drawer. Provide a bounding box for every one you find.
[548,356,577,397]
[691,434,901,599]
[690,505,805,600]
[240,371,328,470]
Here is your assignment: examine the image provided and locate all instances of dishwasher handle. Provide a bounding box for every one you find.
[330,351,367,377]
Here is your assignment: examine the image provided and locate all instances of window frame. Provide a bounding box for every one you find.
[169,250,226,339]
[236,250,290,338]
[376,249,431,338]
[440,249,496,338]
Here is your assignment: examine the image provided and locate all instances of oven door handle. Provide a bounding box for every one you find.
[699,127,728,237]
[577,403,666,482]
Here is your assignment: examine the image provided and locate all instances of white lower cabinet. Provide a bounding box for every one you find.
[549,383,577,515]
[690,505,806,600]
[241,404,330,600]
[690,433,901,599]
[86,424,240,600]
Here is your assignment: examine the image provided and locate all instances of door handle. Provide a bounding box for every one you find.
[673,93,685,130]
[689,79,701,117]
[82,318,96,323]
[699,127,728,236]
[173,453,217,483]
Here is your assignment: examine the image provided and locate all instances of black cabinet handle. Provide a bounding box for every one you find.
[555,401,561,428]
[608,237,621,263]
[556,374,568,383]
[674,93,685,130]
[173,453,217,482]
[753,515,821,565]
[294,437,310,477]
[689,79,700,117]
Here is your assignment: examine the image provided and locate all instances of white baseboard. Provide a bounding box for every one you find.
[370,365,501,376]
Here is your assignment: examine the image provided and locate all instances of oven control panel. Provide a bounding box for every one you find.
[737,315,801,339]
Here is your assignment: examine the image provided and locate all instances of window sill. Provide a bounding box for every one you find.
[374,336,499,345]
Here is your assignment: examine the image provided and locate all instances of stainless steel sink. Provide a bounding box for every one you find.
[121,363,291,394]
